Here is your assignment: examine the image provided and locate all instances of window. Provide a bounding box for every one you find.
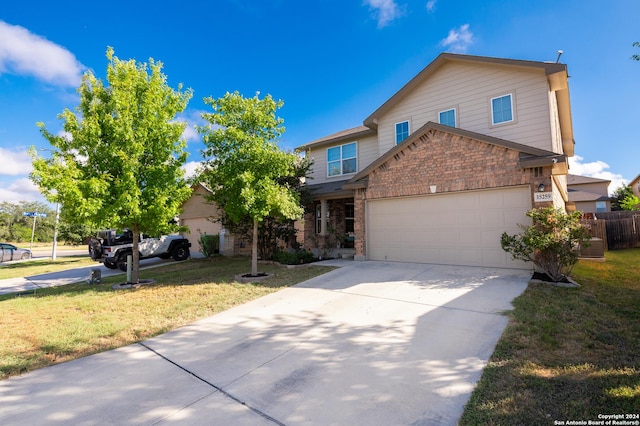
[395,121,409,144]
[316,204,322,234]
[595,201,607,213]
[327,142,357,177]
[345,203,355,234]
[491,94,514,125]
[439,108,456,127]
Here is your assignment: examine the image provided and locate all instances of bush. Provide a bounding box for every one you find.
[273,249,316,265]
[501,207,591,282]
[199,234,220,257]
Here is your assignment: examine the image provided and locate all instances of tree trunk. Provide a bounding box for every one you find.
[131,223,140,284]
[251,218,258,276]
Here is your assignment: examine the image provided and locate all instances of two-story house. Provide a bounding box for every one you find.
[297,53,574,268]
[567,174,610,215]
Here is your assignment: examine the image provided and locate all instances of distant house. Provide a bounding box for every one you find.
[567,174,610,214]
[297,52,575,268]
[178,183,249,256]
[630,173,640,199]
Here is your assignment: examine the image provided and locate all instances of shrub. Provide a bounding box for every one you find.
[273,249,316,265]
[199,234,220,257]
[501,207,591,282]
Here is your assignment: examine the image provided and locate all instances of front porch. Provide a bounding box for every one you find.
[303,196,356,259]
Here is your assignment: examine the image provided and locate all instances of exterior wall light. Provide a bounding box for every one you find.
[538,183,545,192]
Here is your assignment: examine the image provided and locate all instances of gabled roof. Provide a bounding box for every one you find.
[363,53,569,129]
[567,174,611,185]
[343,122,566,189]
[297,52,575,157]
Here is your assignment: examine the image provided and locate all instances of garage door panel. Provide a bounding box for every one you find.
[367,187,531,268]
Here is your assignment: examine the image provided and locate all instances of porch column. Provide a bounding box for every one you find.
[320,199,328,236]
[353,188,366,261]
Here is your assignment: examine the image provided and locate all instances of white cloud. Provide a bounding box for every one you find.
[175,109,207,143]
[426,0,436,13]
[569,155,628,195]
[0,20,84,86]
[0,177,44,203]
[440,24,474,53]
[0,147,33,176]
[182,161,203,180]
[364,0,404,28]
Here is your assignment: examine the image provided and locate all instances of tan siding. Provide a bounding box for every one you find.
[376,62,554,156]
[180,185,220,219]
[548,91,563,153]
[306,134,379,184]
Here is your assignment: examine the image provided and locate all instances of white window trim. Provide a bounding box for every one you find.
[395,120,410,145]
[438,107,457,127]
[326,141,358,177]
[490,92,516,126]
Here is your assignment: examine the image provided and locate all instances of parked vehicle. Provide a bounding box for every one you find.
[0,243,32,262]
[88,229,191,271]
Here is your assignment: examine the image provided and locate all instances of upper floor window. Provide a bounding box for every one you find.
[395,121,409,144]
[491,94,514,125]
[439,108,456,127]
[327,142,357,177]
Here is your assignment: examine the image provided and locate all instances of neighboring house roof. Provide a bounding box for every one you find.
[567,174,611,185]
[343,122,567,189]
[567,189,609,203]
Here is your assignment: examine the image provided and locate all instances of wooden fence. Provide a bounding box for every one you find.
[580,212,640,250]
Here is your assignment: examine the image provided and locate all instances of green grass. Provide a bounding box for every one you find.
[0,256,334,380]
[460,249,640,425]
[0,256,96,279]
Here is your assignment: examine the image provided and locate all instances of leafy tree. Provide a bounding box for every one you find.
[0,201,55,243]
[501,207,591,282]
[632,41,640,61]
[31,48,193,283]
[610,184,634,211]
[211,156,312,260]
[620,193,640,211]
[197,91,304,276]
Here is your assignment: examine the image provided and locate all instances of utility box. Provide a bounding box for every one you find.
[580,237,605,258]
[89,268,102,284]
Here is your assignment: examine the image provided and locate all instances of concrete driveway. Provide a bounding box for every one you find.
[0,261,530,425]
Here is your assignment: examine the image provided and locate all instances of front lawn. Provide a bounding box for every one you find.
[0,257,333,380]
[460,249,640,424]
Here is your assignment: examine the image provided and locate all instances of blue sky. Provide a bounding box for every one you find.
[1,0,638,204]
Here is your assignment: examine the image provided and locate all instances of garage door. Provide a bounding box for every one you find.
[367,186,531,268]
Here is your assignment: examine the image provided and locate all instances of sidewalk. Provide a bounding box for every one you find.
[0,256,203,295]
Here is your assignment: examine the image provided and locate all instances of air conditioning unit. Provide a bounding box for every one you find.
[580,237,604,258]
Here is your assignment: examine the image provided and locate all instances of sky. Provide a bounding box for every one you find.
[1,0,639,205]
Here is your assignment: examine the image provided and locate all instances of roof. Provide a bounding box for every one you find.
[297,125,375,150]
[567,174,611,185]
[567,189,609,203]
[344,122,566,189]
[304,179,353,199]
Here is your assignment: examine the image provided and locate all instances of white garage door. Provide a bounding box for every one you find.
[367,186,531,268]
